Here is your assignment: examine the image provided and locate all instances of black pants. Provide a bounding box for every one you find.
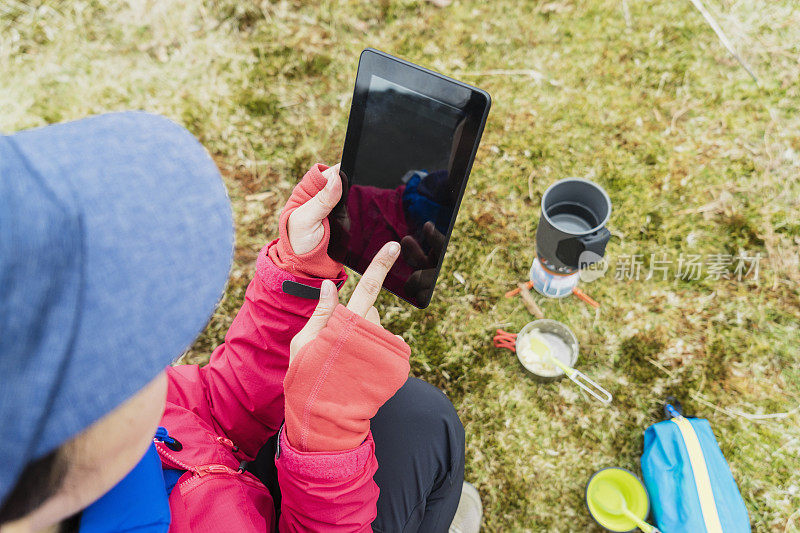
[247,378,465,532]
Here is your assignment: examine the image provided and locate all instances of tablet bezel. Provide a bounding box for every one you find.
[338,48,491,308]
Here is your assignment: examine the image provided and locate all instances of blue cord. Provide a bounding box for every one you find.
[154,426,182,450]
[665,403,682,419]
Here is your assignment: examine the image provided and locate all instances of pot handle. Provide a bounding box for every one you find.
[565,368,613,404]
[578,227,611,265]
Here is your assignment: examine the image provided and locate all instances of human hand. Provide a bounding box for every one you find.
[286,164,342,255]
[268,164,344,279]
[401,221,446,302]
[284,240,410,452]
[289,240,401,363]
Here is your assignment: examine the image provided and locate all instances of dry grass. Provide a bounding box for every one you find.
[3,0,799,530]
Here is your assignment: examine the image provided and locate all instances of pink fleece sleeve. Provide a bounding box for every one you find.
[268,163,342,279]
[276,306,409,531]
[276,430,379,532]
[283,304,411,452]
[164,163,348,459]
[165,242,347,460]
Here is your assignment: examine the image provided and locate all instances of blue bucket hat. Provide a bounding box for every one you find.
[0,112,234,504]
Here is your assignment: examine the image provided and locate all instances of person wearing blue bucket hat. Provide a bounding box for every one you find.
[0,111,235,529]
[0,111,480,532]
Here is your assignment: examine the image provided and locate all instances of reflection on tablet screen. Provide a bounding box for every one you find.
[338,75,467,307]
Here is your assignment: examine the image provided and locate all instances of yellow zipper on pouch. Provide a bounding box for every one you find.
[670,416,724,533]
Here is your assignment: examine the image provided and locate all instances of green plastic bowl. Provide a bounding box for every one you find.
[585,467,651,532]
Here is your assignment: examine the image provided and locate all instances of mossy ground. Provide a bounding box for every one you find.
[3,1,799,530]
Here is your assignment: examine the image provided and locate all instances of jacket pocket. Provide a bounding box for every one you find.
[168,470,275,533]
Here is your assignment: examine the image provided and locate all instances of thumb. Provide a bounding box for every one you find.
[289,280,339,363]
[305,279,339,332]
[291,164,342,227]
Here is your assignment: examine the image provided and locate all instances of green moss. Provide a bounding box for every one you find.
[213,0,264,31]
[704,336,733,384]
[717,212,765,252]
[238,89,280,117]
[618,332,666,382]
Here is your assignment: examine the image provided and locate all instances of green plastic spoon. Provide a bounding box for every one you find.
[591,480,660,533]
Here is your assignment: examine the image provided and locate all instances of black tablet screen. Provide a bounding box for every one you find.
[334,49,490,308]
[332,75,468,307]
[355,76,465,188]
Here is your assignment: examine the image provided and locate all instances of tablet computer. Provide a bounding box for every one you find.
[330,48,491,308]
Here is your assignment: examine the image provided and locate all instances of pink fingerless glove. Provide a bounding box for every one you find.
[268,163,342,279]
[283,304,411,452]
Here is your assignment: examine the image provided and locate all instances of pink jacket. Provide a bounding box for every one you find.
[156,165,409,532]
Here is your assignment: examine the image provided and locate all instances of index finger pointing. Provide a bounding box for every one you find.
[346,241,401,316]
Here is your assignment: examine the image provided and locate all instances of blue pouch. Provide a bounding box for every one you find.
[641,405,750,533]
